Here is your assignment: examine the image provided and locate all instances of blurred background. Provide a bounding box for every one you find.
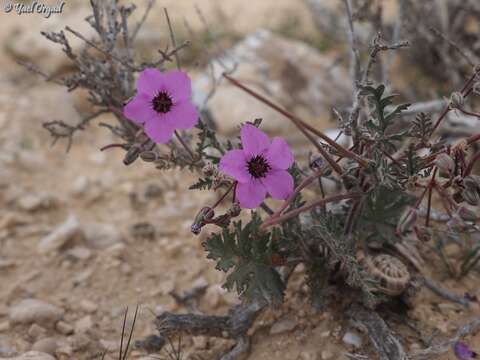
[0,1,479,359]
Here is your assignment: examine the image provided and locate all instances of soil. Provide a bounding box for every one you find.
[0,2,479,360]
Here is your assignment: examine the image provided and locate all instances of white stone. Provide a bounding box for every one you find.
[269,316,297,335]
[37,215,81,254]
[79,300,98,314]
[1,351,56,360]
[9,299,64,325]
[83,223,123,249]
[74,315,93,334]
[193,30,351,136]
[342,331,363,348]
[31,338,58,356]
[17,193,53,212]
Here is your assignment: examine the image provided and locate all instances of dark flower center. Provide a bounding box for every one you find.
[151,91,173,113]
[247,155,271,178]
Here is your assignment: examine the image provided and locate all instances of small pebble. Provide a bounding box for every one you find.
[56,321,74,335]
[32,337,58,356]
[342,331,363,348]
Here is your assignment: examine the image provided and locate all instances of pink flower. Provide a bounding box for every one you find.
[123,68,198,143]
[220,124,294,208]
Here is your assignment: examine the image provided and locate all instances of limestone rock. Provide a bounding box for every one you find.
[83,222,123,249]
[193,30,351,137]
[37,215,81,254]
[9,299,64,325]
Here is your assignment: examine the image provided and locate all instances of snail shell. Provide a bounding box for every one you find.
[364,254,411,296]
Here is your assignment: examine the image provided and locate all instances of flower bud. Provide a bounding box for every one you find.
[462,188,480,206]
[457,206,478,222]
[123,146,141,165]
[463,175,480,190]
[227,202,241,218]
[434,153,455,174]
[140,151,158,162]
[449,91,464,109]
[397,207,417,235]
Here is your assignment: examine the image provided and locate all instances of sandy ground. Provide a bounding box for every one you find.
[0,1,479,360]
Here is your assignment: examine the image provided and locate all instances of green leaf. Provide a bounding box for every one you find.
[202,213,285,304]
[360,84,410,133]
[189,177,213,190]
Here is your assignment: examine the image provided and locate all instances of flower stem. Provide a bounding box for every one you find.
[174,130,197,163]
[223,74,368,169]
[211,181,236,210]
[260,192,361,230]
[425,168,438,227]
[467,133,480,145]
[458,108,480,119]
[464,150,480,176]
[100,143,127,151]
[270,169,325,219]
[431,68,480,134]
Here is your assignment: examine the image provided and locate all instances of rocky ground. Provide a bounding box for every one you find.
[0,1,479,360]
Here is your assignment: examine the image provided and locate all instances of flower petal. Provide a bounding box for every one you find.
[123,94,156,124]
[137,68,165,96]
[261,169,294,200]
[241,124,270,156]
[165,100,199,130]
[236,179,267,209]
[144,118,175,144]
[219,150,250,183]
[454,341,477,360]
[162,70,192,102]
[265,137,294,170]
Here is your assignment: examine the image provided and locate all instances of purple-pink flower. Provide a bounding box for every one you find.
[123,68,198,143]
[454,341,477,360]
[220,124,294,209]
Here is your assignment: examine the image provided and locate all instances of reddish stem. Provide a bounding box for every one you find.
[425,168,438,227]
[464,150,480,176]
[100,143,126,151]
[260,192,361,230]
[223,74,368,169]
[211,181,237,209]
[270,169,324,219]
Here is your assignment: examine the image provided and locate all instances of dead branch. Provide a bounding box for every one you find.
[348,303,409,360]
[421,277,470,307]
[410,317,480,360]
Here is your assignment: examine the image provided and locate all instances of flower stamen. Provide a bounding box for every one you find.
[247,155,271,178]
[151,91,173,113]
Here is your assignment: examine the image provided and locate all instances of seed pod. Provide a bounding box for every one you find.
[462,188,480,206]
[191,207,215,235]
[457,206,478,222]
[123,146,141,165]
[397,208,417,235]
[434,153,455,174]
[227,202,241,218]
[449,91,464,109]
[140,151,158,162]
[463,175,480,190]
[309,155,324,170]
